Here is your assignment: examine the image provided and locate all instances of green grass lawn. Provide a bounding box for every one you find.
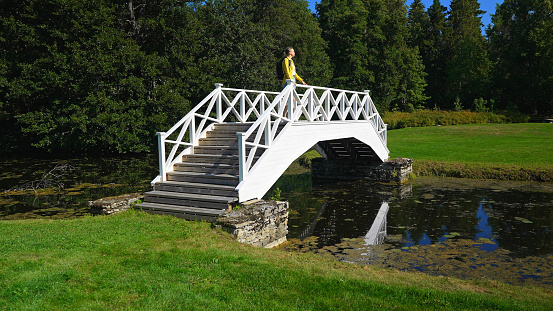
[1,211,552,310]
[388,123,553,167]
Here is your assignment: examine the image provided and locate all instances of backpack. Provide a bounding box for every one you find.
[276,58,285,80]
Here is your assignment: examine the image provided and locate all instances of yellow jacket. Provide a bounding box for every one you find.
[282,57,303,86]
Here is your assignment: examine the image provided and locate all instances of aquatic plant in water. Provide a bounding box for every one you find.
[6,163,75,195]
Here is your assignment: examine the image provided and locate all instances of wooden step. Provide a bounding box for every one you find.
[179,154,260,170]
[145,190,236,203]
[181,154,240,164]
[205,132,241,139]
[209,123,284,135]
[154,181,237,197]
[199,137,268,146]
[205,130,284,141]
[194,146,240,155]
[166,171,239,186]
[213,123,254,130]
[208,128,257,134]
[174,162,239,174]
[174,161,239,169]
[199,138,237,146]
[194,146,265,156]
[143,190,236,209]
[204,131,269,138]
[135,202,225,221]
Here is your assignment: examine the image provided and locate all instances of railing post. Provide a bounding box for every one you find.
[308,87,314,121]
[157,132,166,182]
[384,124,388,146]
[240,92,246,122]
[190,117,196,154]
[237,132,246,182]
[364,90,370,119]
[325,91,330,121]
[260,92,265,114]
[264,120,271,147]
[286,79,293,119]
[215,83,223,122]
[340,91,345,120]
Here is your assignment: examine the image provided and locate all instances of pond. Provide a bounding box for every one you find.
[0,154,157,220]
[280,177,553,289]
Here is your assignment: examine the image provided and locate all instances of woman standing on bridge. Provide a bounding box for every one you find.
[281,47,307,118]
[281,46,307,88]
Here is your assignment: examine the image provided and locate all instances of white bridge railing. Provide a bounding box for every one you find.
[153,81,387,184]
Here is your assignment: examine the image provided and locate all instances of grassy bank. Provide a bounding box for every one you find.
[388,123,553,181]
[1,210,552,310]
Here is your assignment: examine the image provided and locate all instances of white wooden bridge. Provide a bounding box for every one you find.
[137,81,389,220]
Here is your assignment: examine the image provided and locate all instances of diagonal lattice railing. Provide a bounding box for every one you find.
[153,83,279,183]
[153,81,387,184]
[237,81,387,182]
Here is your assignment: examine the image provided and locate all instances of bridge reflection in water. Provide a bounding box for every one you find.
[288,181,412,248]
[364,202,389,246]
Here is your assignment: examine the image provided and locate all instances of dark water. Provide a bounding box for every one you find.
[0,154,157,219]
[281,177,553,288]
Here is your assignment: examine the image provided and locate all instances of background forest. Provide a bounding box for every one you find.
[1,0,552,155]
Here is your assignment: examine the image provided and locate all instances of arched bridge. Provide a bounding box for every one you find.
[137,81,389,220]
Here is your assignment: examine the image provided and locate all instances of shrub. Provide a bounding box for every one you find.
[472,97,489,112]
[382,110,511,130]
[413,160,553,182]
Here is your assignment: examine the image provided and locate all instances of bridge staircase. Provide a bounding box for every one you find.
[137,81,389,221]
[138,122,284,220]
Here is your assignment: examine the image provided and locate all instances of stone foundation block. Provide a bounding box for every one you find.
[88,193,144,215]
[312,157,413,183]
[217,200,288,248]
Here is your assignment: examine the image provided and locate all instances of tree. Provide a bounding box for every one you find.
[196,0,331,92]
[379,0,428,111]
[266,0,333,88]
[317,0,376,89]
[488,0,553,115]
[318,0,427,111]
[407,0,429,49]
[445,0,491,108]
[424,0,449,108]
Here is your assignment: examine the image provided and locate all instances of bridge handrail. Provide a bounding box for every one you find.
[154,84,280,183]
[237,80,388,183]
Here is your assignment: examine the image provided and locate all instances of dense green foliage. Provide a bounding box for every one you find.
[445,0,491,107]
[1,0,552,154]
[406,0,490,109]
[0,0,197,154]
[0,0,331,154]
[1,210,552,310]
[406,0,553,114]
[317,0,428,111]
[421,0,449,108]
[487,0,553,115]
